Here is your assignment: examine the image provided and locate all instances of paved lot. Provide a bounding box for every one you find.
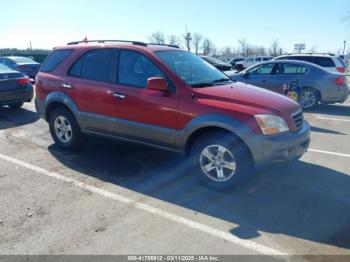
[0,91,349,257]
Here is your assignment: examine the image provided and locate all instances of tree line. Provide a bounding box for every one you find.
[148,31,286,59]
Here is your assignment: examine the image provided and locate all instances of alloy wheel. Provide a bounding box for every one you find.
[54,116,73,143]
[199,145,237,182]
[300,91,316,109]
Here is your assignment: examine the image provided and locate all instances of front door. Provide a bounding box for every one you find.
[244,63,274,89]
[108,49,179,146]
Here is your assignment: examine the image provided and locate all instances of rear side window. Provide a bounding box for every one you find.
[274,63,308,75]
[68,49,114,82]
[41,50,72,72]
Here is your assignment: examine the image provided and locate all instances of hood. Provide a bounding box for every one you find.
[192,82,301,117]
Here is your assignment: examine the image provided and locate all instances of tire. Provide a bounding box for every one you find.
[189,132,253,189]
[235,64,244,71]
[8,102,24,109]
[299,88,320,110]
[49,106,83,150]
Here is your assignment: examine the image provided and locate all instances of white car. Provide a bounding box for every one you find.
[274,54,346,73]
[235,56,272,70]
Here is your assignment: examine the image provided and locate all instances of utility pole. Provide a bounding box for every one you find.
[29,40,33,51]
[343,40,347,55]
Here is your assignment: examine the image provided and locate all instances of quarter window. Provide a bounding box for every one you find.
[118,50,165,88]
[41,50,73,72]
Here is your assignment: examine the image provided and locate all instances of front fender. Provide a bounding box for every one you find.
[177,114,256,151]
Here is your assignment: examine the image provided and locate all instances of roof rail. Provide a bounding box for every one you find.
[67,40,147,46]
[147,43,180,49]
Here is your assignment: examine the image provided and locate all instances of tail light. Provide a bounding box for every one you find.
[18,65,29,70]
[335,76,346,85]
[17,77,30,85]
[336,67,345,73]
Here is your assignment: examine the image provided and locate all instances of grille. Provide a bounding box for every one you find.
[292,111,304,131]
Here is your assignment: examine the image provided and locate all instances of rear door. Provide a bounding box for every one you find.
[269,63,308,93]
[64,48,117,132]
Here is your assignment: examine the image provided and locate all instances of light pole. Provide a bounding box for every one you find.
[343,40,347,55]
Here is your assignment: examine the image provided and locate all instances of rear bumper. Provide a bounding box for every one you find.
[35,97,46,119]
[321,85,349,103]
[246,121,311,170]
[0,84,33,105]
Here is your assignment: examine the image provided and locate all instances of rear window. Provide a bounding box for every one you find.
[41,50,73,72]
[289,56,335,67]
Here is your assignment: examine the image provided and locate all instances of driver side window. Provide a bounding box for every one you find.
[118,50,165,88]
[249,63,274,75]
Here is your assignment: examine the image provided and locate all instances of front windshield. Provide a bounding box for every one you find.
[155,50,232,87]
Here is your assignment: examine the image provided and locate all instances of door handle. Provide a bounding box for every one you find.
[112,93,126,99]
[261,79,267,82]
[62,83,73,89]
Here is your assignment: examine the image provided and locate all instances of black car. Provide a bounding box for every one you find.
[0,56,41,79]
[0,64,33,109]
[200,56,232,71]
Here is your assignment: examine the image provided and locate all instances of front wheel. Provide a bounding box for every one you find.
[190,133,253,188]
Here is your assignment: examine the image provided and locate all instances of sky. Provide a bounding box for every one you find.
[1,0,350,53]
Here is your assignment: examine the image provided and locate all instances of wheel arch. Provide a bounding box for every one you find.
[44,92,79,122]
[181,115,255,166]
[302,86,321,101]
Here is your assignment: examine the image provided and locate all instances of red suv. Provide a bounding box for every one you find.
[35,40,310,186]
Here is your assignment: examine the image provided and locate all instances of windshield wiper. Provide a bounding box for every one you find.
[212,78,233,83]
[191,78,234,88]
[191,82,215,87]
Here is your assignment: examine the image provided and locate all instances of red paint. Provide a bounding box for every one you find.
[36,44,301,135]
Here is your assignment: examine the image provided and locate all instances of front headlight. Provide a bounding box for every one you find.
[254,114,289,135]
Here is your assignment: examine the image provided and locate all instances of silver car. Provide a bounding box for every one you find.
[226,60,349,109]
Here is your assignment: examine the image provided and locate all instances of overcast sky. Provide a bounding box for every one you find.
[1,0,350,53]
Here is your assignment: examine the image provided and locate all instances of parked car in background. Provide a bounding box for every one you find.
[226,60,349,109]
[0,64,33,109]
[235,56,273,70]
[0,56,41,79]
[35,40,310,187]
[200,56,232,71]
[230,57,245,66]
[274,54,346,73]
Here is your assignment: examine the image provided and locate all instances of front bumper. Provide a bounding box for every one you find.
[247,121,311,170]
[0,84,33,106]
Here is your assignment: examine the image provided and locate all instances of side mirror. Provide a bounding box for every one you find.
[242,71,249,79]
[147,77,168,92]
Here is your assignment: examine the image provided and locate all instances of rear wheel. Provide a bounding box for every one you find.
[190,133,253,188]
[49,107,83,150]
[8,102,24,109]
[299,88,319,110]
